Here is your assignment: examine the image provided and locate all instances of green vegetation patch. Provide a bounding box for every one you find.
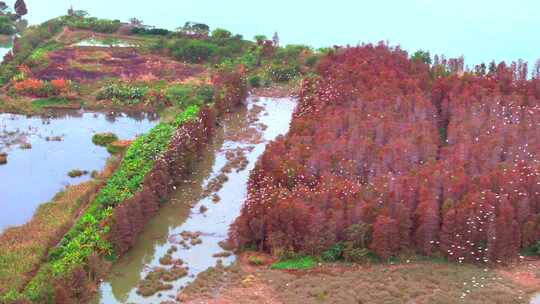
[31,97,71,110]
[62,15,122,34]
[522,241,540,257]
[0,15,16,36]
[96,81,215,108]
[271,256,316,270]
[92,132,118,147]
[96,82,148,104]
[29,41,62,64]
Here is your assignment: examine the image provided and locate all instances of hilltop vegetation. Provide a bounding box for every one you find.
[0,12,316,115]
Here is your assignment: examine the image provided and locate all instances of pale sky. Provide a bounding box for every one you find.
[7,0,540,68]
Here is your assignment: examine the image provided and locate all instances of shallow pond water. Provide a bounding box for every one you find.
[95,96,296,303]
[0,111,158,231]
[531,293,540,304]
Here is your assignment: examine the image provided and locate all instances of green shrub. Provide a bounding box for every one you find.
[165,85,195,107]
[106,143,124,154]
[305,55,319,67]
[273,44,311,63]
[96,82,212,107]
[92,132,118,147]
[96,83,148,104]
[343,247,376,263]
[0,16,16,35]
[29,41,62,61]
[321,242,345,262]
[195,85,214,103]
[211,28,232,39]
[248,256,264,266]
[271,256,316,270]
[522,241,540,257]
[163,36,250,64]
[171,39,217,63]
[237,52,257,68]
[267,64,300,82]
[63,16,121,33]
[248,75,262,88]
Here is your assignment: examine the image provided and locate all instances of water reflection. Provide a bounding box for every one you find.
[0,111,159,231]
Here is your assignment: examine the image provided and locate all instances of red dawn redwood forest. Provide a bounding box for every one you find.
[231,43,540,264]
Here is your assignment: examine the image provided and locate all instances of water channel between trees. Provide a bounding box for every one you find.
[93,96,296,303]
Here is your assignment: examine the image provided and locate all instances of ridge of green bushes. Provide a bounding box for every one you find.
[4,104,201,303]
[48,104,200,274]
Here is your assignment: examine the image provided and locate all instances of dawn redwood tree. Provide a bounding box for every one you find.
[231,43,540,263]
[370,215,400,259]
[487,199,521,262]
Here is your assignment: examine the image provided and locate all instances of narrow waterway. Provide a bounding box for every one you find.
[0,111,158,231]
[95,96,296,303]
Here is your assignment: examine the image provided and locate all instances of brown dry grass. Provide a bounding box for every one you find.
[0,96,36,115]
[180,252,540,304]
[0,156,120,296]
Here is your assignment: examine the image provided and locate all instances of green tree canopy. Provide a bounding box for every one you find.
[411,50,431,65]
[211,28,232,39]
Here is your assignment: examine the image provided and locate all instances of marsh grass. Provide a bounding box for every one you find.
[262,261,536,304]
[182,253,538,304]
